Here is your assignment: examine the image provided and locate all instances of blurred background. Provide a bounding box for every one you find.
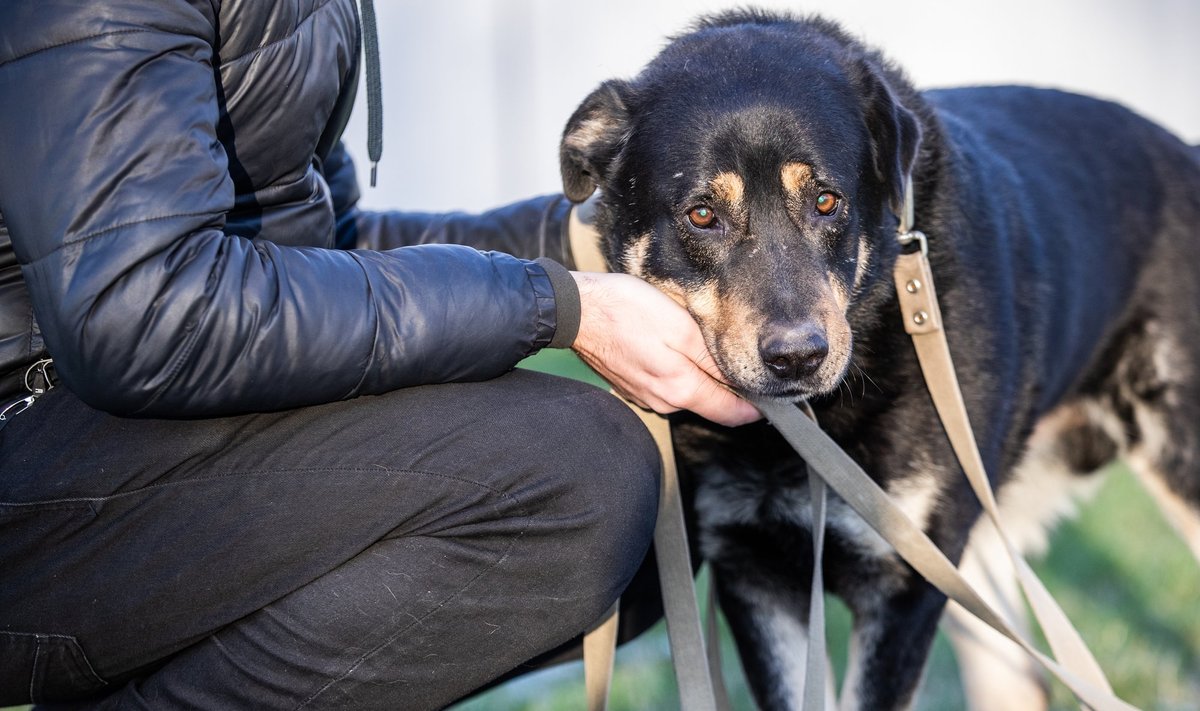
[336,1,1200,710]
[341,0,1199,213]
[7,4,1193,711]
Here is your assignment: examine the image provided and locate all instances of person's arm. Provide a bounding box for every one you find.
[323,143,575,264]
[322,146,759,427]
[0,3,560,417]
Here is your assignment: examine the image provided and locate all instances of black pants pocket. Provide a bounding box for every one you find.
[0,631,108,705]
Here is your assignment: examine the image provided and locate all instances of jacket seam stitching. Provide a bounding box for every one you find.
[25,211,219,263]
[344,251,380,397]
[217,0,337,67]
[0,28,189,70]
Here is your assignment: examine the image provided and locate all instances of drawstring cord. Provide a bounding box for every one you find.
[359,0,383,186]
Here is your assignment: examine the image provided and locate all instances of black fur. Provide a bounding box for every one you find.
[561,11,1200,709]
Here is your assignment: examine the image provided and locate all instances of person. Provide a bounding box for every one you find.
[0,2,758,709]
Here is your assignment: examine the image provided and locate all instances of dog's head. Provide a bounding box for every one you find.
[561,12,921,401]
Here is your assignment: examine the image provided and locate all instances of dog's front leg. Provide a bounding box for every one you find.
[714,569,837,711]
[941,517,1049,711]
[838,576,946,711]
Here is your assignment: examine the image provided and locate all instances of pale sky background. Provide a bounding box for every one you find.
[341,0,1200,213]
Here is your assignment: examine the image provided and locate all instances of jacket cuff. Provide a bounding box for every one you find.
[535,257,580,348]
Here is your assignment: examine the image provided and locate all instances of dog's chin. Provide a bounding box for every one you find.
[731,378,838,404]
[727,365,850,404]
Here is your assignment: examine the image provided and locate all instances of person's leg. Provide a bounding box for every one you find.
[0,369,659,709]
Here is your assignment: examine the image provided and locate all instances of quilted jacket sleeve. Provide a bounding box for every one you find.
[0,2,567,417]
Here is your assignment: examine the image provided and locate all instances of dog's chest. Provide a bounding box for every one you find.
[690,455,944,581]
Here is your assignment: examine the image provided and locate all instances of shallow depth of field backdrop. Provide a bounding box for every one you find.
[343,0,1199,213]
[339,2,1200,710]
[5,3,1195,711]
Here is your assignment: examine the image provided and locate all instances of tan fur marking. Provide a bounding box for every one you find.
[621,233,652,278]
[709,172,745,209]
[563,117,612,152]
[853,236,872,292]
[828,272,850,312]
[648,276,763,385]
[780,162,814,197]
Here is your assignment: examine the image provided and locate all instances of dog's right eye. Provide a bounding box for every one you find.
[687,206,718,229]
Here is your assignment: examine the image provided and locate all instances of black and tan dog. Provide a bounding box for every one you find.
[559,10,1200,710]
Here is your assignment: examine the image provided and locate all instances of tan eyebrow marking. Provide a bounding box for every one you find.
[781,162,814,197]
[709,172,745,208]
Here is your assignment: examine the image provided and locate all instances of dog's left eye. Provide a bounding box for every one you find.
[687,206,719,229]
[815,192,840,216]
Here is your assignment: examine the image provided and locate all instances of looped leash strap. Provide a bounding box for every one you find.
[894,173,1130,706]
[625,399,721,711]
[584,601,620,710]
[572,204,721,711]
[752,398,1138,711]
[753,175,1135,710]
[799,403,831,711]
[894,248,1115,685]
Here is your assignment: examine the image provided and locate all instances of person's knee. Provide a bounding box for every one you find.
[525,382,661,616]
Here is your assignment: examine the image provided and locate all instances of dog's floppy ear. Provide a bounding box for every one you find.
[857,68,922,216]
[560,80,632,203]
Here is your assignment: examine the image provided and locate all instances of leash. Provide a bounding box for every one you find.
[572,206,723,711]
[756,176,1137,710]
[569,176,1139,709]
[886,177,1126,706]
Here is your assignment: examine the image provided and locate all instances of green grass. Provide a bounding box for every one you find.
[447,351,1200,710]
[451,460,1200,710]
[6,351,1196,711]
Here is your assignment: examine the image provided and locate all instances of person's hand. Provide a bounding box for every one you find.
[570,271,761,427]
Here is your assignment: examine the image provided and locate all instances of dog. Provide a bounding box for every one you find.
[559,10,1200,710]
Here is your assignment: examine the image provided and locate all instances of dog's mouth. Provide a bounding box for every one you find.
[742,383,818,403]
[730,377,842,406]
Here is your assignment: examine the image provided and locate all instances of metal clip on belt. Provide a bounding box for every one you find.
[0,358,54,430]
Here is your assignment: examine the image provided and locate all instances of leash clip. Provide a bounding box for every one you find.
[24,358,55,395]
[894,173,928,257]
[897,228,928,257]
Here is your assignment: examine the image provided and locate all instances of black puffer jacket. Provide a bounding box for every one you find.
[0,1,576,416]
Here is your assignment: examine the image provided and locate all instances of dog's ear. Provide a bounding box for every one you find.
[560,80,632,203]
[857,68,922,217]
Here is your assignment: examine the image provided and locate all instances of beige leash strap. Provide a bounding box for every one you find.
[892,255,1136,709]
[754,399,1138,711]
[572,203,721,711]
[892,173,1123,704]
[750,177,1135,710]
[629,401,720,711]
[894,249,1115,689]
[702,410,828,711]
[703,573,733,711]
[802,468,829,711]
[793,403,830,711]
[584,602,620,711]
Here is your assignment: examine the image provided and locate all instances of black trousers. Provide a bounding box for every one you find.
[0,369,661,710]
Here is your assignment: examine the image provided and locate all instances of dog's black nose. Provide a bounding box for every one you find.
[759,324,828,380]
